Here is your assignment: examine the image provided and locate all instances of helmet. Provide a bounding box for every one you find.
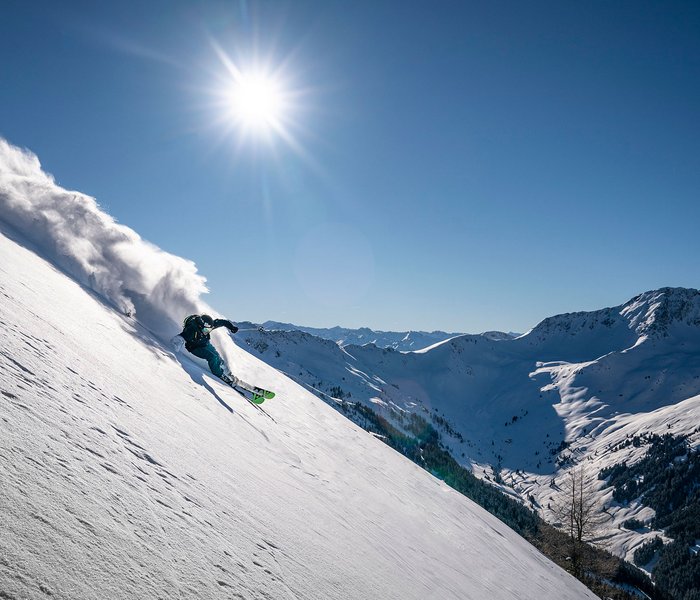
[200,314,214,325]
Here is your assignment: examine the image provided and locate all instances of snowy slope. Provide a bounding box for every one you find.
[236,289,700,562]
[0,141,596,599]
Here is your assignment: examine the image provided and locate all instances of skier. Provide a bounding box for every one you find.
[173,314,239,386]
[172,314,275,404]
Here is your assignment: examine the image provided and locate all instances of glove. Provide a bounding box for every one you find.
[227,322,239,334]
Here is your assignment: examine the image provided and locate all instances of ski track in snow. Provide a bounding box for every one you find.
[0,230,598,598]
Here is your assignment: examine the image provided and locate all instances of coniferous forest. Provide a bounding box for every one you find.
[600,433,700,600]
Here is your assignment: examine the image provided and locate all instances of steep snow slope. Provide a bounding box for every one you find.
[0,229,598,598]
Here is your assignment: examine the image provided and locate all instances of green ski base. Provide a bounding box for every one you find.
[251,389,275,404]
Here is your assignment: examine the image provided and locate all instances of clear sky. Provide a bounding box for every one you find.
[2,0,699,333]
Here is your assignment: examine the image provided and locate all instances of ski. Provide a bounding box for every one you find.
[232,377,275,404]
[233,386,277,423]
[218,373,276,420]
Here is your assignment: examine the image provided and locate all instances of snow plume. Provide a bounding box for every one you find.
[0,137,209,339]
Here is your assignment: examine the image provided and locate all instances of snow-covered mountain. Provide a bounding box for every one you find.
[237,288,700,563]
[0,138,598,598]
[261,321,473,351]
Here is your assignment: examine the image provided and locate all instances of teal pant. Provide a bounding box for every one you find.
[189,343,225,378]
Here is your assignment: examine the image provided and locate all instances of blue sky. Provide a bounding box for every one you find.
[2,1,699,333]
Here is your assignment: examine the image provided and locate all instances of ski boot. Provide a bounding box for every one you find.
[220,373,238,387]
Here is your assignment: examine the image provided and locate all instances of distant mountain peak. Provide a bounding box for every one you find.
[481,331,519,341]
[621,287,700,337]
[529,287,700,344]
[261,321,466,351]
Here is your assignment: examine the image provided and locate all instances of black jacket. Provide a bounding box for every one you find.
[179,315,237,351]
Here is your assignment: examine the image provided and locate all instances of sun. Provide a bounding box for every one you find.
[209,42,293,139]
[227,71,285,131]
[205,40,314,161]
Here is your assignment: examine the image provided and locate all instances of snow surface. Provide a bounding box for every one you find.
[0,141,596,600]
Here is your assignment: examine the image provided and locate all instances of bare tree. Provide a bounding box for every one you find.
[555,467,609,577]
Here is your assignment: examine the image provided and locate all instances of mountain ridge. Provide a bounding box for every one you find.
[261,320,519,351]
[529,287,700,342]
[236,286,700,567]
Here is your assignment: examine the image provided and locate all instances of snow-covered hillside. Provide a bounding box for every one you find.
[0,139,596,599]
[236,288,700,562]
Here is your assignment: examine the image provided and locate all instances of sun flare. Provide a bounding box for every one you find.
[206,40,314,160]
[227,72,285,130]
